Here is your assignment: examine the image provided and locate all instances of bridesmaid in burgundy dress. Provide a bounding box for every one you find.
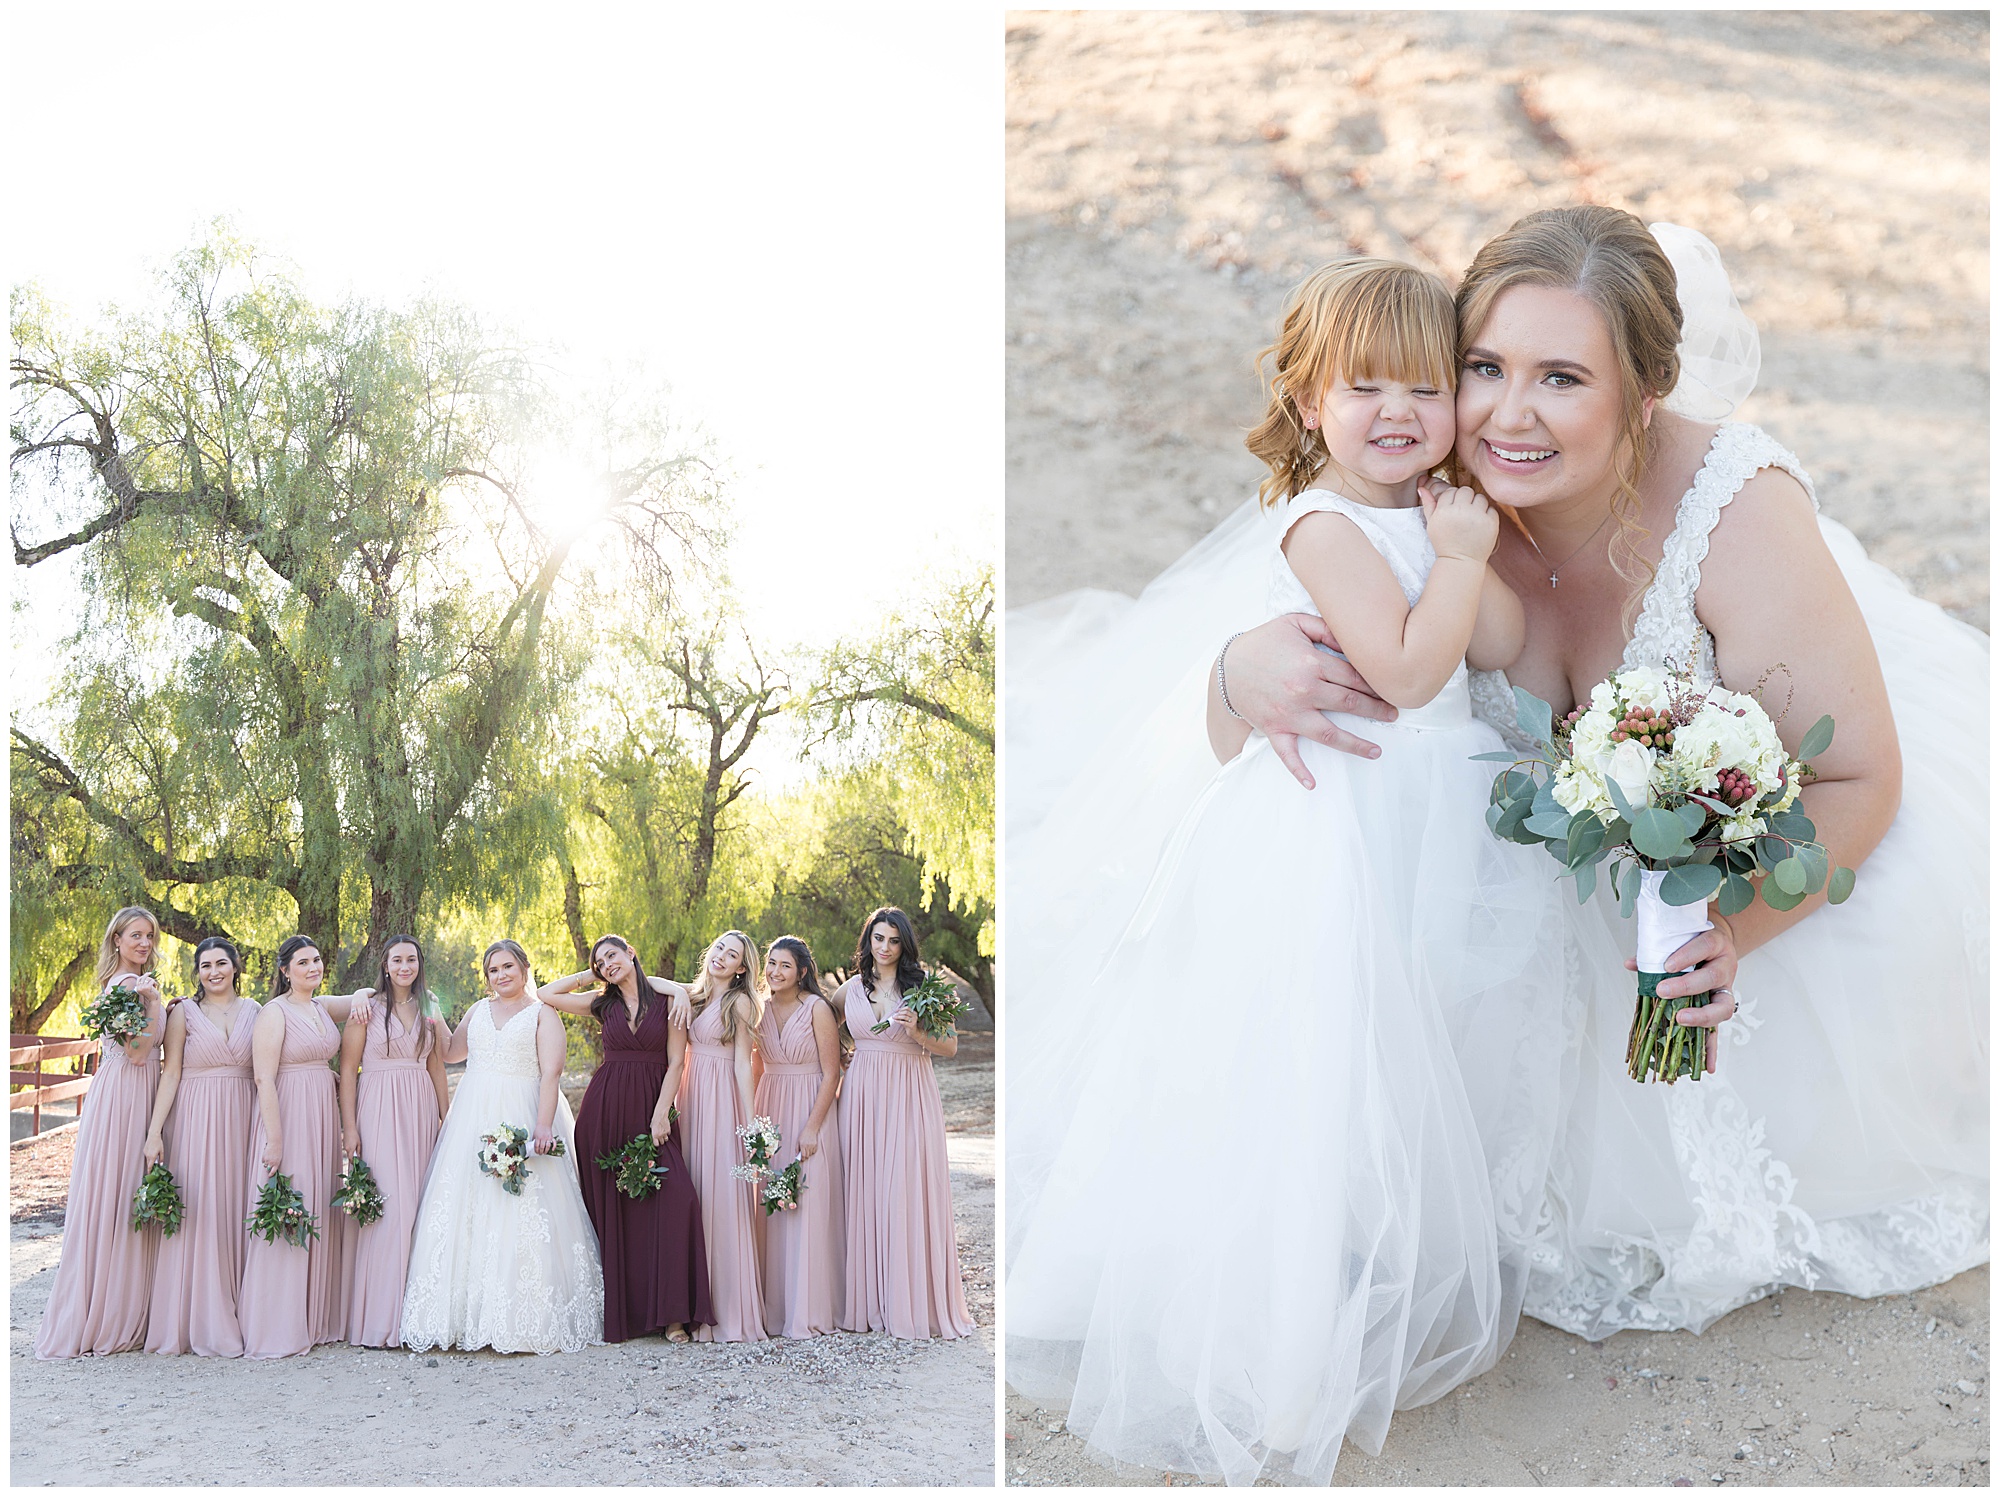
[542,935,713,1342]
[753,937,845,1337]
[33,906,169,1359]
[142,936,258,1356]
[236,935,373,1359]
[679,931,769,1342]
[338,935,450,1348]
[837,908,974,1340]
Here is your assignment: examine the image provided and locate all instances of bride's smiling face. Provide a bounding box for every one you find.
[1455,284,1637,511]
[486,950,526,1000]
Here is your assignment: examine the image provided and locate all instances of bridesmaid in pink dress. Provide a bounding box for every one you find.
[837,908,974,1340]
[33,907,169,1359]
[753,936,844,1337]
[337,935,450,1347]
[142,936,258,1356]
[679,930,768,1342]
[237,935,372,1359]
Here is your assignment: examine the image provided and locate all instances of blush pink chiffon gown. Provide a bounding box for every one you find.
[838,980,974,1340]
[753,997,844,1337]
[145,1000,257,1356]
[679,999,767,1341]
[238,997,349,1358]
[343,1005,442,1347]
[33,984,162,1360]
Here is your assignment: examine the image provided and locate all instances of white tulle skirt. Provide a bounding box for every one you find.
[1006,679,1568,1485]
[399,1070,605,1355]
[1521,516,1989,1340]
[1005,499,1988,1479]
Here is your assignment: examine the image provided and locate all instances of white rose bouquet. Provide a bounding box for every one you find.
[1481,664,1853,1084]
[477,1123,566,1196]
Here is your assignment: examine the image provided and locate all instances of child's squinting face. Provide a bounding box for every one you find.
[1314,374,1454,489]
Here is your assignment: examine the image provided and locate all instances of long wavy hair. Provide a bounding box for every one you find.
[852,907,922,999]
[1453,205,1684,625]
[764,935,825,1007]
[271,935,322,1000]
[190,936,243,1000]
[687,930,762,1044]
[94,906,160,991]
[372,934,435,1060]
[1245,258,1458,509]
[588,933,654,1031]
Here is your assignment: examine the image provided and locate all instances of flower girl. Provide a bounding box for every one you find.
[1005,259,1567,1483]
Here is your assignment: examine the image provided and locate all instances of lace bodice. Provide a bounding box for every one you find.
[1470,423,1818,747]
[467,997,545,1081]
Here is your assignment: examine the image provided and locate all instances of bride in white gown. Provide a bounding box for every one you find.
[1007,208,1986,1478]
[401,940,604,1354]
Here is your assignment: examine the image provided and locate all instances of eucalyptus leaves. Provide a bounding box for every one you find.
[1481,666,1856,1083]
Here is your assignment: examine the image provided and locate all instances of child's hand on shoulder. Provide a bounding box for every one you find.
[1419,477,1499,564]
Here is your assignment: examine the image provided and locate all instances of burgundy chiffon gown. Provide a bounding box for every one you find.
[573,998,713,1340]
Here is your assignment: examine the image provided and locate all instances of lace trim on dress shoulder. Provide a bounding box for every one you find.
[1624,424,1820,678]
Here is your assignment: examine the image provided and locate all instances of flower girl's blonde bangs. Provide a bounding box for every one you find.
[1248,259,1458,508]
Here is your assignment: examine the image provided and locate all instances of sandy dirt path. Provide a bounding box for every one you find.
[1004,10,1988,1488]
[10,1033,994,1487]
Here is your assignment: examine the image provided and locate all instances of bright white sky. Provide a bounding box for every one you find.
[8,6,997,720]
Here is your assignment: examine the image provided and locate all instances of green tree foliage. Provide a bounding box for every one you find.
[11,229,721,986]
[801,564,994,955]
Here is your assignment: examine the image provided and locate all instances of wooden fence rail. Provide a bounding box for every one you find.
[9,1036,101,1139]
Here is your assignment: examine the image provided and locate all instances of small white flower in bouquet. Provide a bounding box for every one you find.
[1480,660,1852,1084]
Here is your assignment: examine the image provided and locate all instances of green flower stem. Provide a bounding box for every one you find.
[1628,971,1707,1085]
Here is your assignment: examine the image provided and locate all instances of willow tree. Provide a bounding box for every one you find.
[11,230,721,980]
[801,563,995,955]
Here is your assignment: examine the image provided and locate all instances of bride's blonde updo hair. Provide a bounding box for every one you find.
[1454,205,1684,600]
[1246,258,1458,509]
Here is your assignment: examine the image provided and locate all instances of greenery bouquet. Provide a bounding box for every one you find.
[1482,665,1852,1084]
[331,1154,386,1226]
[130,1162,184,1236]
[596,1133,666,1200]
[79,984,149,1048]
[246,1171,319,1246]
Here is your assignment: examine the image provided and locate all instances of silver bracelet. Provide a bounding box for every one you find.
[1216,631,1246,720]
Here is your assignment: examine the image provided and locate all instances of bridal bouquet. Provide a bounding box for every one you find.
[246,1171,319,1246]
[130,1162,184,1237]
[80,984,150,1048]
[869,970,970,1038]
[331,1154,386,1226]
[477,1123,567,1196]
[595,1132,666,1199]
[760,1158,804,1215]
[732,1116,781,1186]
[1482,664,1853,1083]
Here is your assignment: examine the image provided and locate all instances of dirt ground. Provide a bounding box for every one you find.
[9,1032,995,1487]
[1006,10,1988,627]
[1004,10,1988,1488]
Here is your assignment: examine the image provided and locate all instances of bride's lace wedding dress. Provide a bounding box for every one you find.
[1467,421,1988,1340]
[400,997,604,1354]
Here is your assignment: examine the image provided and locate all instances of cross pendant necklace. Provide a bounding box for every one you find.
[1522,512,1614,590]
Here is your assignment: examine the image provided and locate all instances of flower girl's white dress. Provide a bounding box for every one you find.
[1006,490,1567,1485]
[400,997,604,1354]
